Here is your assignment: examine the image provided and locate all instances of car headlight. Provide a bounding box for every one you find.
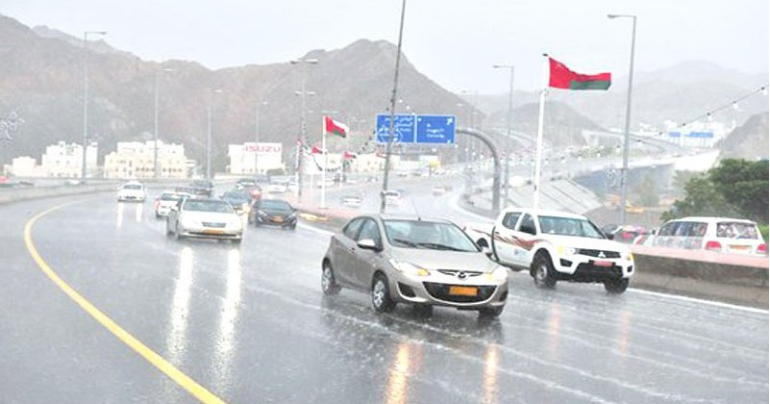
[389,259,430,277]
[257,210,267,217]
[181,217,200,228]
[486,266,508,282]
[626,252,634,262]
[556,246,577,256]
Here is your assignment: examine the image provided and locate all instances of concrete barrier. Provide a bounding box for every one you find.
[0,183,118,204]
[630,245,768,309]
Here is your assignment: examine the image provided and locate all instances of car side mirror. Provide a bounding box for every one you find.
[605,232,615,240]
[357,239,381,252]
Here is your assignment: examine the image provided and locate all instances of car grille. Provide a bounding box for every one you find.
[570,263,623,281]
[578,249,620,259]
[202,222,226,228]
[437,269,483,278]
[423,282,496,303]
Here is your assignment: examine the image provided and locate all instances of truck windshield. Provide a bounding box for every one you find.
[538,216,605,239]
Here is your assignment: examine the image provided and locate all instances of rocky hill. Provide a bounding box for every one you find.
[717,112,769,160]
[0,14,606,171]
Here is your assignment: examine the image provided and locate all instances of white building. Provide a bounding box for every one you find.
[103,141,188,179]
[7,156,42,177]
[41,141,98,178]
[228,142,284,175]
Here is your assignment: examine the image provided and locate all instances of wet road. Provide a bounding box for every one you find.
[0,194,767,404]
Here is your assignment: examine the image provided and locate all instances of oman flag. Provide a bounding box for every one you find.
[548,57,611,90]
[324,116,349,138]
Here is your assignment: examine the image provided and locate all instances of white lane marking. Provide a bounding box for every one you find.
[297,222,335,236]
[629,288,769,315]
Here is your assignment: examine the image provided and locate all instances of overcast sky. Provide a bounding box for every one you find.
[3,0,768,93]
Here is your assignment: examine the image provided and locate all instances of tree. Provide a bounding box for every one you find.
[661,159,768,224]
[634,174,659,207]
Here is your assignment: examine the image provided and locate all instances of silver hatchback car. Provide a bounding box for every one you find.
[322,214,509,317]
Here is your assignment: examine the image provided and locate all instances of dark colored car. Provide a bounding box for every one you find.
[220,190,252,214]
[190,179,214,197]
[249,198,297,230]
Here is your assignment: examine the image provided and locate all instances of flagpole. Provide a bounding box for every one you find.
[533,53,549,209]
[321,117,327,209]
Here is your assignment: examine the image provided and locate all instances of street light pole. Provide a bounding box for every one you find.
[494,64,515,209]
[608,14,637,225]
[206,89,222,180]
[153,67,173,179]
[81,30,106,179]
[254,99,268,175]
[291,58,318,202]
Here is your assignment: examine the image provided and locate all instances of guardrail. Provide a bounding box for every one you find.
[629,245,768,308]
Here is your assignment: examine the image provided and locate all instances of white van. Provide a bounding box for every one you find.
[647,217,767,255]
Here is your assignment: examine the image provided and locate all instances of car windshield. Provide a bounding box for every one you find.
[538,215,605,239]
[123,184,142,190]
[183,200,234,213]
[191,180,212,188]
[716,222,760,239]
[258,200,292,212]
[383,220,479,252]
[222,191,249,203]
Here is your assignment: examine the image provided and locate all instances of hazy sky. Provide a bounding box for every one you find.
[3,0,768,93]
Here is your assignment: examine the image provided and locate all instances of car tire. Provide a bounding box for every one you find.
[165,220,173,236]
[604,278,629,294]
[371,274,396,313]
[321,261,341,296]
[232,237,242,245]
[532,253,556,289]
[478,305,505,318]
[175,224,185,241]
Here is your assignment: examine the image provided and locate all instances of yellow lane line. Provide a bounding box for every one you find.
[24,202,228,404]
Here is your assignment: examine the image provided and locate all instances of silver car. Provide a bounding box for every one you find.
[321,214,509,317]
[166,198,244,244]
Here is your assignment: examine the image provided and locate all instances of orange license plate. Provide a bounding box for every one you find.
[594,261,613,267]
[730,245,749,250]
[202,229,224,234]
[449,286,478,296]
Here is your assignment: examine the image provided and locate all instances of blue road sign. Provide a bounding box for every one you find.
[376,114,416,143]
[375,114,456,145]
[416,115,455,144]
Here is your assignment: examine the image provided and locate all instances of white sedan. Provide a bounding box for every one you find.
[166,198,243,244]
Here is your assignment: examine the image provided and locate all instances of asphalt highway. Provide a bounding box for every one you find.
[0,192,767,404]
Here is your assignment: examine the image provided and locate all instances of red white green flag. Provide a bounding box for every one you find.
[324,116,349,138]
[548,57,611,90]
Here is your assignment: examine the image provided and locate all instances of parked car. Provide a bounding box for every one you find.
[117,181,146,202]
[154,190,191,218]
[645,217,767,255]
[321,214,509,317]
[602,224,650,244]
[265,180,289,194]
[382,190,401,206]
[464,208,634,293]
[340,194,363,209]
[249,198,297,230]
[166,198,243,243]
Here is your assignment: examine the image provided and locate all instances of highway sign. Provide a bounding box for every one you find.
[375,114,456,145]
[376,114,416,144]
[416,115,455,144]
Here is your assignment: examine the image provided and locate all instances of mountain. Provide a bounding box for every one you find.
[717,112,769,160]
[0,14,604,171]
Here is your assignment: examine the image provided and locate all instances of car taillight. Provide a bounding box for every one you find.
[758,244,768,255]
[704,240,722,252]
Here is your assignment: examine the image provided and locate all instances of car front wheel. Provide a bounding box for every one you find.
[604,278,629,294]
[532,253,556,289]
[371,274,396,313]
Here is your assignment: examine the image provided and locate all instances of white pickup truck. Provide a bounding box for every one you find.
[465,208,634,293]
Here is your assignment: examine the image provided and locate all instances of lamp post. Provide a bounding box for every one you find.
[254,99,268,175]
[206,89,223,180]
[608,13,637,225]
[81,30,106,179]
[493,64,514,209]
[291,58,318,202]
[153,67,174,179]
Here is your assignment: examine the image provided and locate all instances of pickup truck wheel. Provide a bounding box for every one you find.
[604,278,629,294]
[532,253,556,289]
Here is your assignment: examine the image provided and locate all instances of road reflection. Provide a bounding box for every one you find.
[384,341,422,404]
[161,246,194,402]
[212,248,243,394]
[617,310,633,357]
[482,344,500,404]
[547,303,562,361]
[135,202,143,222]
[115,202,125,229]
